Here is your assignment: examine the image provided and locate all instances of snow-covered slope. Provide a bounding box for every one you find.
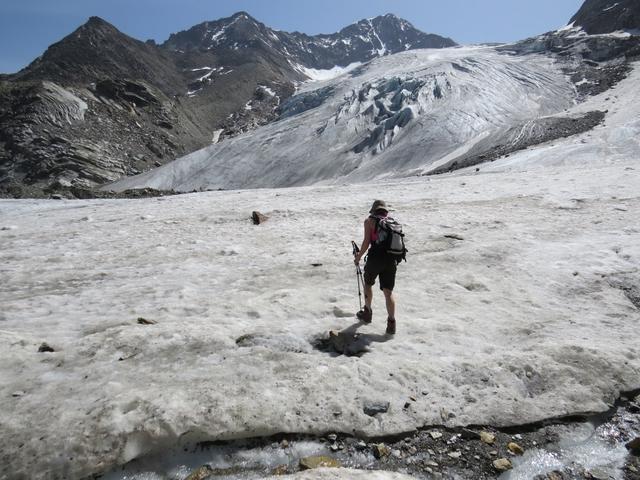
[108,46,577,192]
[475,58,640,173]
[1,62,639,477]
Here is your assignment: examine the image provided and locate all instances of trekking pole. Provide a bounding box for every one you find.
[351,241,363,311]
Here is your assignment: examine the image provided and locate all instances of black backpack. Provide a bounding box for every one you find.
[371,215,407,262]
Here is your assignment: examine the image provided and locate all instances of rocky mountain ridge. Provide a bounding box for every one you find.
[0,12,455,197]
[165,12,455,70]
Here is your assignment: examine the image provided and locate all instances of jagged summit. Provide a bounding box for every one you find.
[163,11,271,52]
[84,16,115,28]
[570,0,640,34]
[163,11,456,69]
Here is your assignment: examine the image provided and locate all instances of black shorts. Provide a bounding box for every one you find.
[364,252,397,291]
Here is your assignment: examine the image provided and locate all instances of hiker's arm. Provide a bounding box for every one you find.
[354,219,371,264]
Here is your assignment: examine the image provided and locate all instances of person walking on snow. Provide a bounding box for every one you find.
[353,200,398,335]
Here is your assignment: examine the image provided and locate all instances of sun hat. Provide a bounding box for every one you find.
[369,199,393,214]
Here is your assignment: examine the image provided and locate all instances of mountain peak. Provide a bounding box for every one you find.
[376,13,403,21]
[86,16,110,26]
[79,16,119,33]
[230,11,255,21]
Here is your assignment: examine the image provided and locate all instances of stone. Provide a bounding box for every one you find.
[447,433,461,445]
[534,472,564,480]
[252,211,269,225]
[448,451,462,459]
[185,465,214,480]
[461,429,480,440]
[587,468,610,480]
[137,317,157,325]
[429,431,443,440]
[493,458,513,471]
[407,446,418,455]
[328,329,371,356]
[426,461,439,467]
[507,442,525,455]
[38,342,55,353]
[626,437,640,455]
[480,431,496,444]
[547,472,564,480]
[280,439,289,448]
[372,443,391,459]
[299,456,341,470]
[327,433,338,442]
[363,401,390,416]
[271,464,289,475]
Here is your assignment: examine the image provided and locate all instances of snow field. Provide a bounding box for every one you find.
[1,155,639,478]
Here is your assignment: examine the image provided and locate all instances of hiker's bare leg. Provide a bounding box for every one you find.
[364,284,373,310]
[383,289,395,319]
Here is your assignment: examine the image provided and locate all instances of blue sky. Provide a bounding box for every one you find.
[0,0,584,74]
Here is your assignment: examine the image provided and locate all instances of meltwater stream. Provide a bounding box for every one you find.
[503,423,629,480]
[101,399,639,480]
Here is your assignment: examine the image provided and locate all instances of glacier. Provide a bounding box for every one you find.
[107,46,578,192]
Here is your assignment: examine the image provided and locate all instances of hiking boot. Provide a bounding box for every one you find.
[356,306,372,324]
[386,318,396,335]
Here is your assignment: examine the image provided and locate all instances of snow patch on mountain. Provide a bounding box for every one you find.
[295,62,363,82]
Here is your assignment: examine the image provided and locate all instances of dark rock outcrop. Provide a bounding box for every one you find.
[570,0,640,35]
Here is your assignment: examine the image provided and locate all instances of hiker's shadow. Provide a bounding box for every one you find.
[316,321,393,357]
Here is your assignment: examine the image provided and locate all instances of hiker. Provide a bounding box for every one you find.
[353,200,403,335]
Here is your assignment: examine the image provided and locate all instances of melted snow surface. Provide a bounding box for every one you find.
[295,61,363,82]
[108,46,576,192]
[1,144,639,478]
